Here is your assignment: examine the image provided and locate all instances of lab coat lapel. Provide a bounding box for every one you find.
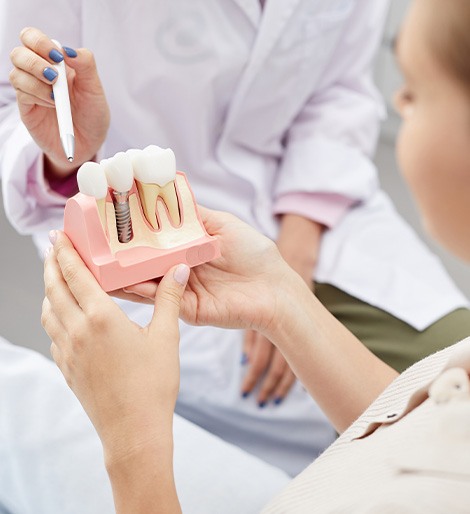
[223,0,303,132]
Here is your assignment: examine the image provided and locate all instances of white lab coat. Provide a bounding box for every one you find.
[0,0,467,476]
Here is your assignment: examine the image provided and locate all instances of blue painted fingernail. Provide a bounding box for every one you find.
[274,397,283,405]
[258,401,267,408]
[43,67,58,81]
[240,353,249,365]
[49,48,64,62]
[63,46,77,58]
[242,391,250,399]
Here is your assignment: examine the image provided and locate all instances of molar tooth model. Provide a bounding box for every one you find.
[64,147,220,292]
[132,146,181,229]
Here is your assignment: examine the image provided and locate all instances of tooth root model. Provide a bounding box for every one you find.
[77,161,108,232]
[131,146,180,229]
[103,152,135,243]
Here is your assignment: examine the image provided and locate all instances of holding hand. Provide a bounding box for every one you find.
[119,207,292,335]
[42,231,189,465]
[9,27,109,177]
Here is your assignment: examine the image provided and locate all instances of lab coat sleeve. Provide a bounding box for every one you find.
[273,1,390,227]
[0,0,81,235]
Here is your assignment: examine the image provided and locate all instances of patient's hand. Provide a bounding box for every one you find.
[117,207,292,335]
[42,231,188,465]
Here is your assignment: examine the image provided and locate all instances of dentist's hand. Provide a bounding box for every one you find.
[9,27,109,179]
[42,231,188,464]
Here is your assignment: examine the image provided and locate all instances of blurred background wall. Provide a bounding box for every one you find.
[1,0,469,357]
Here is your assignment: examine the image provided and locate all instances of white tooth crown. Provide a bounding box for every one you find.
[134,146,176,186]
[125,148,143,167]
[103,152,135,192]
[77,162,108,199]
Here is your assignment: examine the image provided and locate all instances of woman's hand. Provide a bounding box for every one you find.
[241,214,324,406]
[9,27,110,178]
[42,231,189,465]
[118,207,292,335]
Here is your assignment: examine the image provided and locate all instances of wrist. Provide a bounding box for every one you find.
[260,264,308,341]
[103,421,174,472]
[105,431,181,514]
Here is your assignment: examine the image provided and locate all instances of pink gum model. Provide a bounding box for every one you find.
[64,171,220,292]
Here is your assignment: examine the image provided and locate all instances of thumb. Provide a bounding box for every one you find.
[149,264,190,330]
[64,47,101,84]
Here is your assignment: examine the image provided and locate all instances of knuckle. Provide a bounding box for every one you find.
[41,296,50,318]
[87,308,108,330]
[161,288,182,307]
[19,27,34,41]
[44,281,55,299]
[68,328,86,350]
[250,362,265,375]
[40,311,48,330]
[24,30,42,51]
[22,54,36,74]
[8,68,17,85]
[61,262,79,284]
[9,47,20,63]
[16,90,25,103]
[49,343,60,364]
[269,367,284,381]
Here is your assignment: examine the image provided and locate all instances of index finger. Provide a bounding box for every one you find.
[52,230,110,312]
[20,27,64,64]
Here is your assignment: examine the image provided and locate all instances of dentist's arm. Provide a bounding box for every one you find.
[241,0,390,404]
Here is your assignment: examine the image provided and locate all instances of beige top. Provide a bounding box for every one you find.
[263,337,470,513]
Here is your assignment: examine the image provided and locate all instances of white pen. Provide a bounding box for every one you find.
[51,39,75,162]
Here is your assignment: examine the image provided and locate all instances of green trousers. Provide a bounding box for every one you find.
[315,283,470,373]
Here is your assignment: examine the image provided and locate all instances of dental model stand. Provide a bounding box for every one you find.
[64,147,220,292]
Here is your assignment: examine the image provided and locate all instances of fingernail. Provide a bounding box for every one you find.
[242,391,250,399]
[44,246,52,259]
[49,48,64,63]
[258,401,267,409]
[274,397,283,405]
[174,264,190,286]
[240,353,249,365]
[43,67,58,81]
[63,46,77,58]
[49,230,57,245]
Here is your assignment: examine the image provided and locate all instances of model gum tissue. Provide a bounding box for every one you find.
[65,146,220,292]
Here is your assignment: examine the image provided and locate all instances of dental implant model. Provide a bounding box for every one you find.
[63,145,220,292]
[102,152,134,243]
[132,145,180,229]
[76,161,108,232]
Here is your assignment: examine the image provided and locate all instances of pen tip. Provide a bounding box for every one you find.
[68,157,74,162]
